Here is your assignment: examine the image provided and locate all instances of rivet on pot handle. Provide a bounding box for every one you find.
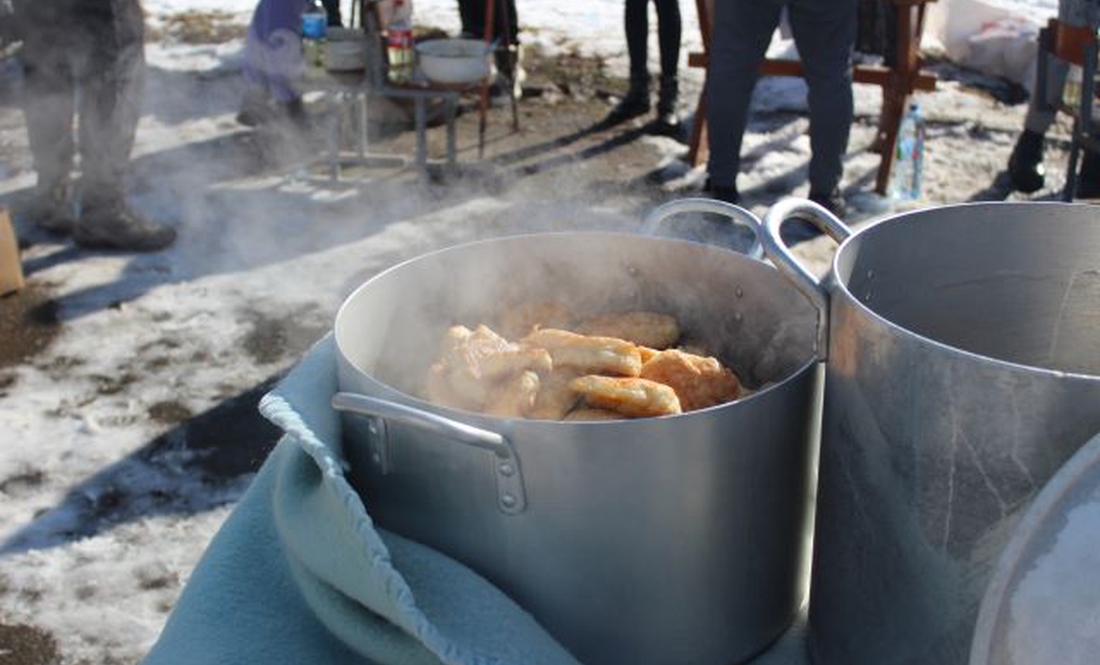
[642,197,764,259]
[762,198,853,359]
[332,392,527,515]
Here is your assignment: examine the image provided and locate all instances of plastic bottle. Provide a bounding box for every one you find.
[890,102,924,201]
[386,0,415,84]
[301,0,328,69]
[1064,64,1083,109]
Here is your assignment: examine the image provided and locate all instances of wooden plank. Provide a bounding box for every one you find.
[692,55,936,91]
[0,207,25,296]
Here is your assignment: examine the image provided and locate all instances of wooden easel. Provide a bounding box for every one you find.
[686,0,938,195]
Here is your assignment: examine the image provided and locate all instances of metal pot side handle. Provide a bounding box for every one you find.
[332,392,527,515]
[761,198,853,359]
[642,197,765,259]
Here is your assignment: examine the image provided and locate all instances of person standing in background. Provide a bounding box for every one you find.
[1007,0,1100,196]
[239,0,310,127]
[705,0,857,215]
[457,0,523,98]
[11,0,176,251]
[321,0,342,26]
[605,0,682,132]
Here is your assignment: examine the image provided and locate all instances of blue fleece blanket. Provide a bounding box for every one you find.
[141,335,809,665]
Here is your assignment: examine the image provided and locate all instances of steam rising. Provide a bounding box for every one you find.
[336,232,819,404]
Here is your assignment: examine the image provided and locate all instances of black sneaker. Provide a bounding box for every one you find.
[1074,149,1100,199]
[27,178,76,234]
[703,178,740,205]
[74,200,177,252]
[604,85,651,126]
[652,75,681,137]
[1007,129,1046,194]
[808,188,847,218]
[650,111,683,140]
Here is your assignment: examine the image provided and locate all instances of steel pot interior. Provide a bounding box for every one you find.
[833,202,1100,377]
[335,231,819,413]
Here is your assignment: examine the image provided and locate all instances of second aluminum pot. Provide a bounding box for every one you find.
[332,203,822,665]
[762,200,1100,665]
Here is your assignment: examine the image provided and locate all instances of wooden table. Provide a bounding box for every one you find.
[686,0,937,195]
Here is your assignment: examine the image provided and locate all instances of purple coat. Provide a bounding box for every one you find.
[243,0,309,102]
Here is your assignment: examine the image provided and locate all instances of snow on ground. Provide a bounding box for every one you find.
[0,1,1084,663]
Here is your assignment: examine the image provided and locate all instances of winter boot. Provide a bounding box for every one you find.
[492,43,525,101]
[605,75,651,125]
[1007,129,1046,193]
[236,85,272,127]
[809,188,847,218]
[74,197,177,252]
[27,177,76,234]
[1075,148,1100,199]
[703,177,740,205]
[653,75,680,134]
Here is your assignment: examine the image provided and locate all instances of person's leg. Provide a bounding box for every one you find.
[705,0,784,195]
[625,0,649,84]
[492,0,523,97]
[653,0,681,123]
[606,0,654,122]
[320,0,341,26]
[501,0,519,45]
[786,0,857,200]
[457,0,479,37]
[1011,0,1095,192]
[74,0,175,250]
[17,4,78,231]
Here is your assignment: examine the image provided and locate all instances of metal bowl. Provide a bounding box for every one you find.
[415,38,492,84]
[325,27,368,72]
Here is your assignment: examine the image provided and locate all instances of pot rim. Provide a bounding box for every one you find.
[335,230,820,425]
[828,200,1100,383]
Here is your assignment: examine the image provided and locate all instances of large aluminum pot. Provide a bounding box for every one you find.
[333,201,823,665]
[761,200,1100,665]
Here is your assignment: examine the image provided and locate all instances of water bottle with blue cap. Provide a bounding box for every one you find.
[301,0,328,68]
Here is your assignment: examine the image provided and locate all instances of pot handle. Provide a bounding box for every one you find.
[761,198,853,359]
[332,392,527,515]
[642,197,764,259]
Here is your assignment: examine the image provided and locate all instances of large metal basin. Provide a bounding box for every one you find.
[761,200,1100,665]
[333,205,823,665]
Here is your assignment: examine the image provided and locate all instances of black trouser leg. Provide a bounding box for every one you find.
[653,0,681,80]
[457,0,519,44]
[706,0,783,187]
[321,0,341,26]
[76,0,146,208]
[625,0,650,84]
[787,0,858,195]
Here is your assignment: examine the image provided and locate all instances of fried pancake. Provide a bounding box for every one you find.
[569,375,682,418]
[523,328,643,377]
[578,311,680,349]
[563,407,622,421]
[484,371,541,418]
[528,367,583,420]
[639,349,741,411]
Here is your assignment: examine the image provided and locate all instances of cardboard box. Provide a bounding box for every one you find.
[0,206,25,296]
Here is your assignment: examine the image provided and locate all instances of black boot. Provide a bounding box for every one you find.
[1007,129,1046,193]
[1075,149,1100,199]
[653,75,680,135]
[605,75,650,125]
[703,177,739,204]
